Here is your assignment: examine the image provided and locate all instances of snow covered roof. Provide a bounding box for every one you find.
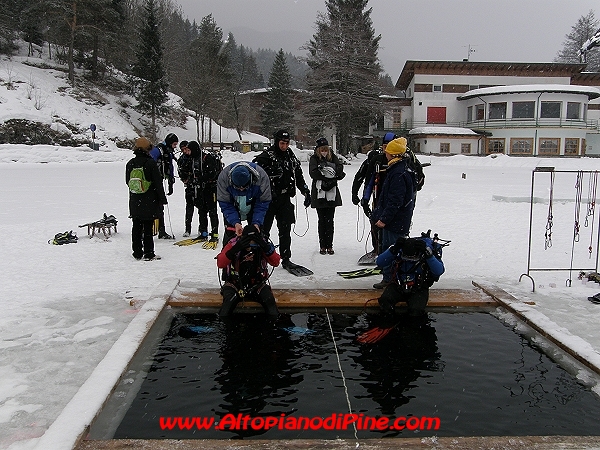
[409,126,479,136]
[457,84,600,100]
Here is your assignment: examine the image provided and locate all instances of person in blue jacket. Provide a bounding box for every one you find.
[216,161,272,246]
[370,137,417,289]
[376,233,445,316]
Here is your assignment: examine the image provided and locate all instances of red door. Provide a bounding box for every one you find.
[427,107,447,124]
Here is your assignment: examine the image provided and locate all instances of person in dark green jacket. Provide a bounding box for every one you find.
[126,137,168,261]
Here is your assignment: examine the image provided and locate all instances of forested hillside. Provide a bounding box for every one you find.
[0,0,394,153]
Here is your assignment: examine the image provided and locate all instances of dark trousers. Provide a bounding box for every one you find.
[378,284,429,316]
[262,195,295,260]
[197,187,219,235]
[132,218,155,259]
[316,207,336,249]
[185,187,218,234]
[219,284,278,317]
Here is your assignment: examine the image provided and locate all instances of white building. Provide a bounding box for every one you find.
[392,61,600,156]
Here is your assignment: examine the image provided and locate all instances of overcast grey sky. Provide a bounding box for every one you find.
[176,0,600,81]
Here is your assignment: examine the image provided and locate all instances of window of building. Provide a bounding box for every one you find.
[427,106,447,124]
[415,142,421,153]
[467,106,473,122]
[469,85,479,91]
[540,101,561,118]
[433,85,442,92]
[565,138,579,155]
[512,101,535,119]
[391,108,402,128]
[489,102,507,120]
[539,138,560,155]
[475,104,485,120]
[487,139,505,154]
[461,143,471,154]
[567,102,581,120]
[584,104,588,121]
[510,138,533,155]
[440,143,450,153]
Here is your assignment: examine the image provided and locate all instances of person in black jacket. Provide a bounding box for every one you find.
[253,130,311,269]
[177,140,222,240]
[354,132,396,256]
[308,137,345,254]
[150,132,178,239]
[126,137,168,261]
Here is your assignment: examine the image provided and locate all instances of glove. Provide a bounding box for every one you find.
[167,183,173,196]
[303,193,311,208]
[352,194,360,205]
[225,236,251,260]
[394,235,408,249]
[360,198,371,218]
[254,233,275,256]
[405,239,432,257]
[337,171,346,180]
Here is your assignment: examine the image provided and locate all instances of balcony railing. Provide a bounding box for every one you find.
[379,118,600,133]
[461,117,599,130]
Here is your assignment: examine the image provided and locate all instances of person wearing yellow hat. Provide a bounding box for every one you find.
[370,137,417,289]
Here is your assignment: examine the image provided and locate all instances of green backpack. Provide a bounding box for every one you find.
[128,166,152,194]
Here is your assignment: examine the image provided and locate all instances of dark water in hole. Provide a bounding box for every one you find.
[114,311,600,439]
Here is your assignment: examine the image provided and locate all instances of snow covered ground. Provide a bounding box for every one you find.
[2,147,600,449]
[3,47,600,449]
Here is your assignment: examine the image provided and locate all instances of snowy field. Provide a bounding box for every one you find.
[2,145,600,448]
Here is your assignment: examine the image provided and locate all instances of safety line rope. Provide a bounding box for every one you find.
[586,171,598,257]
[567,171,584,286]
[292,194,310,237]
[163,179,175,237]
[324,307,359,443]
[544,171,555,249]
[356,204,367,243]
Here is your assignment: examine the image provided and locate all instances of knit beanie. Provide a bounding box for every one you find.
[315,137,329,149]
[165,133,179,146]
[385,137,407,156]
[230,164,251,188]
[274,130,290,145]
[134,137,152,152]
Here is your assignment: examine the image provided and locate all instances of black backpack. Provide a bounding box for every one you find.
[224,245,269,291]
[405,149,425,191]
[201,152,222,183]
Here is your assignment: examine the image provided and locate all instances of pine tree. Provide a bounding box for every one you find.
[304,0,383,154]
[261,49,295,136]
[555,10,600,71]
[132,0,169,140]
